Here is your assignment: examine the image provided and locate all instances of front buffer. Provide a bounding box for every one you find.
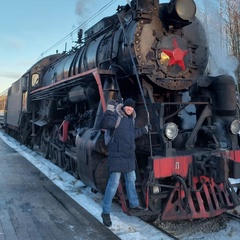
[148,150,240,221]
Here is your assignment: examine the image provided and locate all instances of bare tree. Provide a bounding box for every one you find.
[225,0,240,57]
[220,0,240,80]
[198,0,240,82]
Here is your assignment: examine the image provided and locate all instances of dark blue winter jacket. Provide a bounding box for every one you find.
[101,104,147,173]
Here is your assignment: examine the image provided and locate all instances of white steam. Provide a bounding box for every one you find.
[198,0,239,81]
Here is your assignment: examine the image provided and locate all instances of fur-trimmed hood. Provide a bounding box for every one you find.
[115,103,136,119]
[100,102,146,173]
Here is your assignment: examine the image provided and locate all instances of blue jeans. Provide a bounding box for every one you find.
[102,171,139,214]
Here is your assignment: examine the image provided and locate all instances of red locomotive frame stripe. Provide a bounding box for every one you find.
[30,68,107,112]
[153,150,240,179]
[59,120,70,143]
[92,70,106,112]
[30,68,100,94]
[227,150,240,162]
[153,156,192,178]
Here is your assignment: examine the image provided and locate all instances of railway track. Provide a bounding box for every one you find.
[226,210,240,222]
[151,222,180,240]
[152,211,240,240]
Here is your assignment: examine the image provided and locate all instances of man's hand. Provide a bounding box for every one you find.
[144,123,152,133]
[107,99,117,112]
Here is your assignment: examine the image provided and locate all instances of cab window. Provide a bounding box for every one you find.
[32,73,39,87]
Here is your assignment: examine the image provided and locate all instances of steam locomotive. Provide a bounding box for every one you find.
[2,0,240,222]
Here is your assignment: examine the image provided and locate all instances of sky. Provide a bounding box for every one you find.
[0,0,129,93]
[0,128,240,239]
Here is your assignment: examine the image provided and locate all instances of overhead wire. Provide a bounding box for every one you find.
[39,0,117,58]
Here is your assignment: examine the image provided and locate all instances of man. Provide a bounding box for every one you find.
[100,98,150,227]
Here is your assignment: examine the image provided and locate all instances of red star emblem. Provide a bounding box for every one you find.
[161,39,188,70]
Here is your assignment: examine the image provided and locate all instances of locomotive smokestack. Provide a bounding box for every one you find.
[159,0,196,29]
[77,29,83,44]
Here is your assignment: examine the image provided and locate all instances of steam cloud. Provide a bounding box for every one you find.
[199,0,239,82]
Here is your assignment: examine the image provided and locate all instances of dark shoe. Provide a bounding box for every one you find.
[101,213,112,227]
[130,205,148,211]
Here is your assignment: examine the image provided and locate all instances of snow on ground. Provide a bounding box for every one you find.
[0,130,240,240]
[0,131,170,240]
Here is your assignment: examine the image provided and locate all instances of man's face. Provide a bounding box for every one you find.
[123,106,134,115]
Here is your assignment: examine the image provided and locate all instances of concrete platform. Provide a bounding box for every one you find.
[0,138,119,240]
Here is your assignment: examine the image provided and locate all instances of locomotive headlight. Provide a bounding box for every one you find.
[175,0,196,21]
[164,122,179,140]
[230,119,240,135]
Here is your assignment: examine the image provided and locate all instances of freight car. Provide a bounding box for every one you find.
[2,0,240,222]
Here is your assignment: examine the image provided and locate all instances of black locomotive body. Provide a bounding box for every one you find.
[2,0,240,222]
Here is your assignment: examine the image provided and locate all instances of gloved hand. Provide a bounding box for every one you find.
[107,99,117,112]
[144,123,152,133]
